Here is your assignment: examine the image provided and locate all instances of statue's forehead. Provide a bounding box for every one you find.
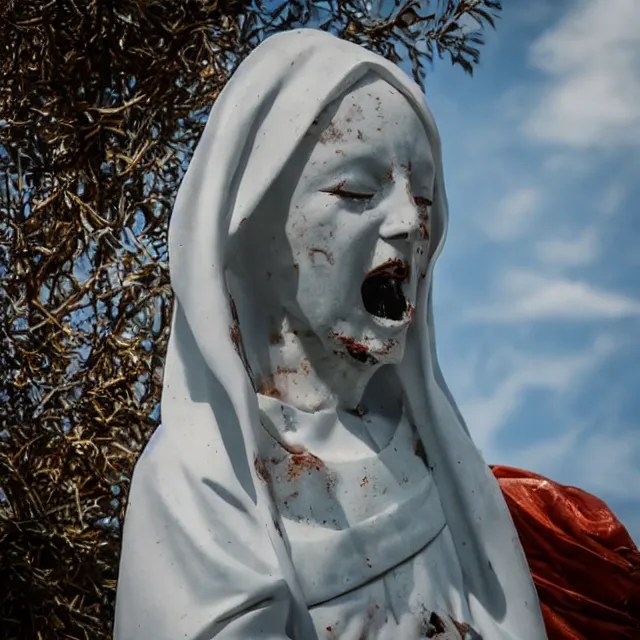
[298,80,434,184]
[314,78,418,135]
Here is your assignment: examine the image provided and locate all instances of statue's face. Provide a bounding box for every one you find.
[277,76,434,366]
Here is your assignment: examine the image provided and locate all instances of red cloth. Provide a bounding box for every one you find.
[492,465,640,639]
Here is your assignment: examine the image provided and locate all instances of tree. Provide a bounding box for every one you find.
[0,1,500,637]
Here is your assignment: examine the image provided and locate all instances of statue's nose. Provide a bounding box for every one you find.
[378,185,422,242]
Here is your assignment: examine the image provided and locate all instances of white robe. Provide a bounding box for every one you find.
[114,28,548,640]
[256,395,475,639]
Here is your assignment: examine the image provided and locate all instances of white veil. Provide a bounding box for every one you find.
[114,29,547,640]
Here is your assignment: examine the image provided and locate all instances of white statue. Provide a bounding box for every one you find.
[114,29,548,640]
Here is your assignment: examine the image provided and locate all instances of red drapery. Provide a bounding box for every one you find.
[492,465,640,639]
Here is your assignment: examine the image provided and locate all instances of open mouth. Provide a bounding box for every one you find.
[361,259,409,321]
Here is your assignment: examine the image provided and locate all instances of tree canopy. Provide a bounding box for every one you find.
[0,1,500,637]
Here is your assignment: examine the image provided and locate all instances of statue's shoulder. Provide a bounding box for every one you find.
[492,465,640,639]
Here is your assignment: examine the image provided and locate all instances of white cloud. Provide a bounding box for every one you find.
[524,0,640,148]
[484,187,541,241]
[468,270,640,322]
[460,336,614,452]
[535,226,599,267]
[597,181,627,216]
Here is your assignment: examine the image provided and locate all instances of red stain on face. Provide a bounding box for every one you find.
[420,217,430,241]
[332,333,371,360]
[276,365,297,375]
[365,258,409,282]
[308,247,335,265]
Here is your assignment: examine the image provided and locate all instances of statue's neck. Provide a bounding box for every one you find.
[254,316,378,413]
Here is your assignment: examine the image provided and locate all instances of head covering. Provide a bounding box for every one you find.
[114,29,547,640]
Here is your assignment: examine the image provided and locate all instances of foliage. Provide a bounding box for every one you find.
[0,1,500,637]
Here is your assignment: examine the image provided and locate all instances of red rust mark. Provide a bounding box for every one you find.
[276,365,297,375]
[407,303,416,323]
[377,339,397,355]
[365,258,409,281]
[325,623,339,639]
[360,476,369,487]
[420,217,430,241]
[258,377,281,399]
[269,332,283,345]
[286,450,325,481]
[320,121,344,144]
[333,334,372,362]
[254,456,271,484]
[308,247,335,265]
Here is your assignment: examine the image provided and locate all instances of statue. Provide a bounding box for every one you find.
[114,29,639,640]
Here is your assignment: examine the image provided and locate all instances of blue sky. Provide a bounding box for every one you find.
[425,0,640,542]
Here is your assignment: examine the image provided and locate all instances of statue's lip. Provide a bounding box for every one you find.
[363,258,410,282]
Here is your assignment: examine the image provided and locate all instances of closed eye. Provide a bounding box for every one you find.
[321,187,374,201]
